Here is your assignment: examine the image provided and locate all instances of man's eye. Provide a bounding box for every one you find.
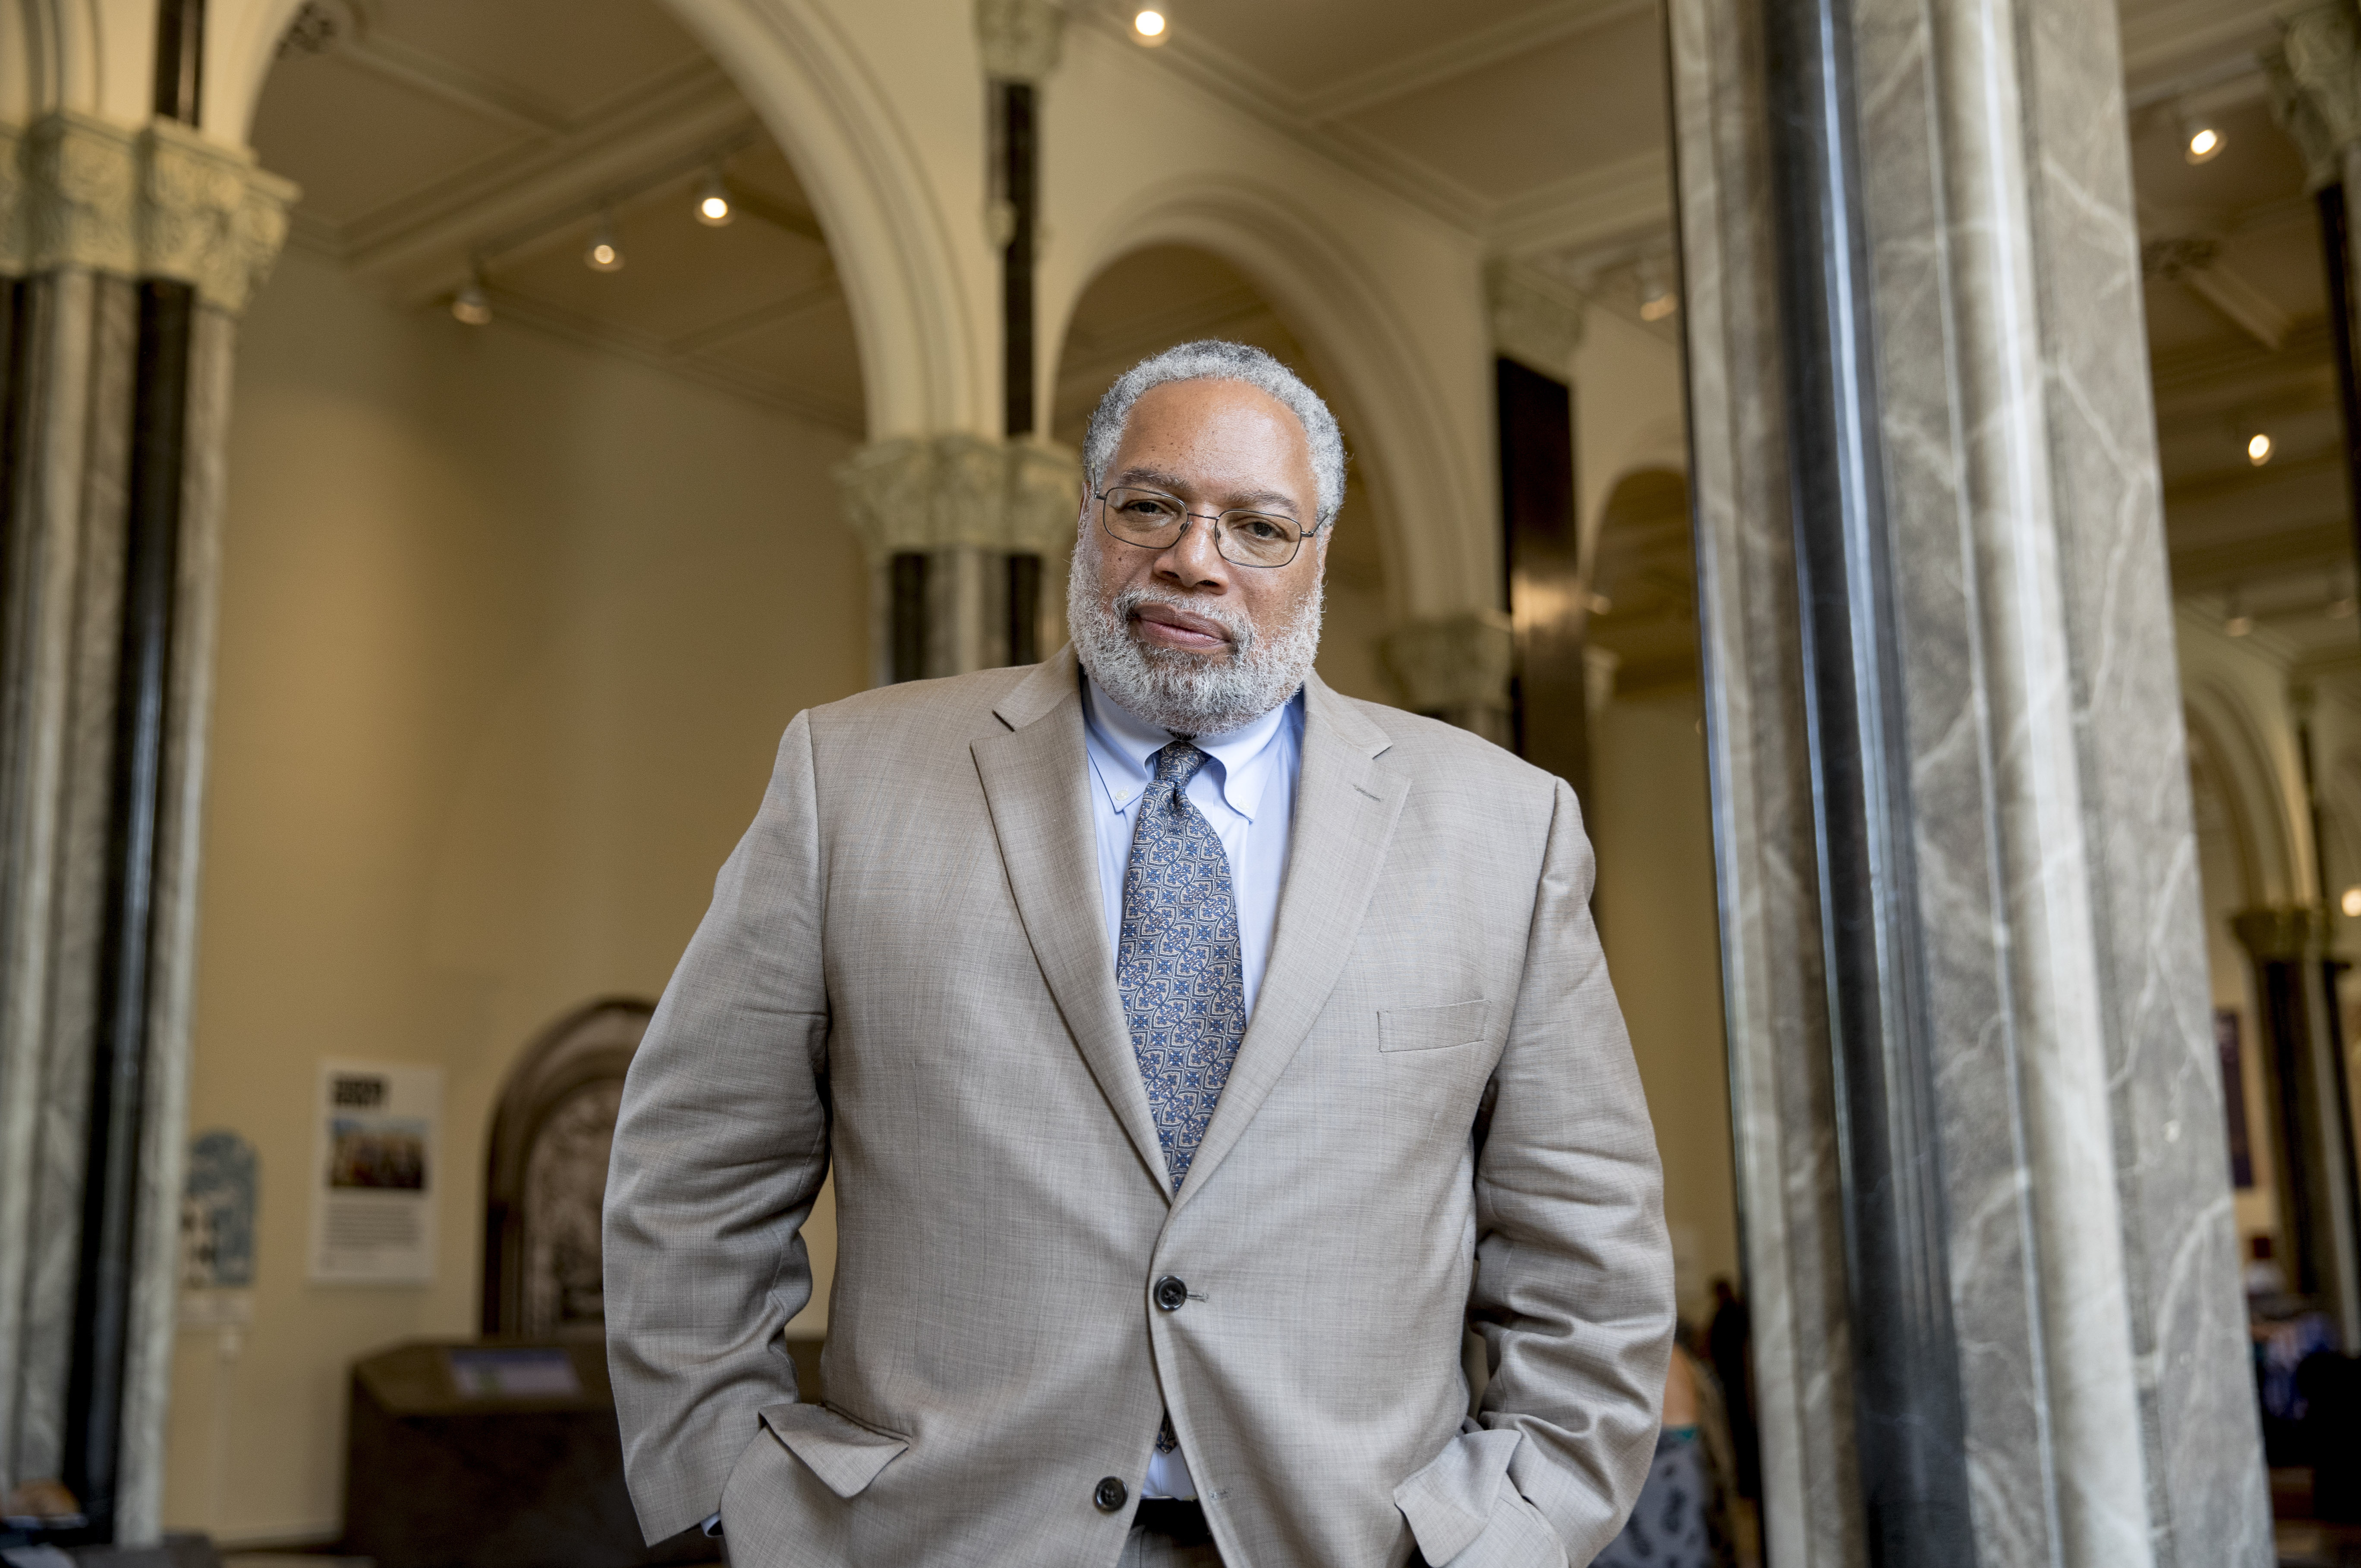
[1235,517,1284,540]
[1124,500,1177,518]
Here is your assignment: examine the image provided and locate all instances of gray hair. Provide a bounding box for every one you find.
[1081,340,1347,528]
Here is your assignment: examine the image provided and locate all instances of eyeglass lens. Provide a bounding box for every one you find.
[1100,487,1304,568]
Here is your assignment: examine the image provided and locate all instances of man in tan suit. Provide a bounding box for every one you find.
[604,341,1673,1567]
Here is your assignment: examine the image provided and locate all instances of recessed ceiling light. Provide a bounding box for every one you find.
[586,210,624,272]
[1133,8,1168,44]
[697,167,733,227]
[2181,105,2224,164]
[2342,886,2361,919]
[2248,432,2272,465]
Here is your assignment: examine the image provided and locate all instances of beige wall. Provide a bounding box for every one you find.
[162,245,865,1543]
[1588,694,1741,1327]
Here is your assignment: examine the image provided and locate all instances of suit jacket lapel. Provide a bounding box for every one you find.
[1171,673,1408,1217]
[972,649,1174,1196]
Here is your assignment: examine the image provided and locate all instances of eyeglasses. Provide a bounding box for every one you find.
[1096,487,1318,569]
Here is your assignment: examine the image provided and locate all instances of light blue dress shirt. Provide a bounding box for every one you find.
[1082,673,1303,1500]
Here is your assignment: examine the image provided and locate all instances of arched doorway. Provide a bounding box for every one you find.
[1050,243,1397,706]
[163,0,861,1542]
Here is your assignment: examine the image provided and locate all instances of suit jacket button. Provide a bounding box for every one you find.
[1095,1476,1128,1512]
[1153,1275,1188,1311]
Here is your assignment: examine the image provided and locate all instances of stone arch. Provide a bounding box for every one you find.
[2182,682,2299,908]
[1053,176,1492,623]
[202,0,982,438]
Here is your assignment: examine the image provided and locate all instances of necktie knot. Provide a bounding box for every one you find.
[1152,741,1209,794]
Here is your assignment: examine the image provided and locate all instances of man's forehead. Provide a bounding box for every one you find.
[1112,380,1316,495]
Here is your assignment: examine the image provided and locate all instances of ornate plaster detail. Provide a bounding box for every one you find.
[19,114,141,279]
[1381,610,1514,717]
[1486,259,1586,378]
[836,433,1083,558]
[138,120,300,314]
[3,114,298,315]
[975,0,1067,84]
[2269,6,2361,188]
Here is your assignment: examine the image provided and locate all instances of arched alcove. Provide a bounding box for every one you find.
[208,0,980,437]
[481,999,652,1339]
[1054,178,1492,626]
[1049,242,1398,705]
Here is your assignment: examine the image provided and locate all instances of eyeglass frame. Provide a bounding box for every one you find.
[1091,485,1325,570]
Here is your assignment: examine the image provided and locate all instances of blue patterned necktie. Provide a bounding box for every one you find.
[1118,741,1248,1196]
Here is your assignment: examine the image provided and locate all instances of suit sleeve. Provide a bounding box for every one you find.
[1470,775,1675,1559]
[604,709,833,1543]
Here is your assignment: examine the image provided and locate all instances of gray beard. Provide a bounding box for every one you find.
[1066,542,1323,736]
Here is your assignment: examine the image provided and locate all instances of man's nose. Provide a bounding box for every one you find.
[1151,514,1228,589]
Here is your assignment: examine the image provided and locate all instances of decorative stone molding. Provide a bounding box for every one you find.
[3,113,298,315]
[1485,259,1586,379]
[2231,904,2329,961]
[2268,5,2361,188]
[975,0,1067,84]
[1381,611,1514,717]
[836,433,1083,559]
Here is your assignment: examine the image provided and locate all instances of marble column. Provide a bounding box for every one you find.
[0,112,293,1544]
[1487,261,1591,795]
[834,433,1080,685]
[1668,0,2272,1559]
[2232,907,2361,1347]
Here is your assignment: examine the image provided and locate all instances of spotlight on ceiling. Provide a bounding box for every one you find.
[2181,105,2224,164]
[586,210,624,273]
[2343,885,2361,919]
[697,167,733,227]
[451,268,492,327]
[1132,7,1168,44]
[2224,589,2252,638]
[2248,432,2273,465]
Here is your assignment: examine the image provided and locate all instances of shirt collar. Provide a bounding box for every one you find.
[1082,672,1297,823]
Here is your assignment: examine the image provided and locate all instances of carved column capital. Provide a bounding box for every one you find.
[976,0,1067,83]
[835,433,1082,559]
[3,113,299,314]
[2232,904,2330,961]
[1486,259,1586,379]
[2268,5,2361,188]
[1381,611,1514,739]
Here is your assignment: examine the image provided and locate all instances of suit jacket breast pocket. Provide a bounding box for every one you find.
[1378,999,1489,1053]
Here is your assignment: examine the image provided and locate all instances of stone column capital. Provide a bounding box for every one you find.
[1,112,299,314]
[976,0,1067,83]
[2232,904,2330,960]
[1380,611,1514,716]
[836,433,1083,560]
[1485,259,1586,379]
[2268,5,2361,187]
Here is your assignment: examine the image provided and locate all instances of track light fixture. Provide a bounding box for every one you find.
[2223,588,2252,638]
[1637,255,1678,322]
[697,167,733,227]
[451,266,492,326]
[1132,6,1169,44]
[586,210,624,272]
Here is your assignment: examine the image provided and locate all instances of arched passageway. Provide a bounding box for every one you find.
[164,0,861,1541]
[1050,243,1398,707]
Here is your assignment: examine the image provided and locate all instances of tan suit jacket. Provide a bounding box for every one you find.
[604,648,1672,1567]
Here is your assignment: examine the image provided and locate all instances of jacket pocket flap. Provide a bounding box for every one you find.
[1379,999,1489,1053]
[1394,1424,1521,1562]
[758,1401,909,1499]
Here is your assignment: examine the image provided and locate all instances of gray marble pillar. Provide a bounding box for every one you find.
[835,433,1080,684]
[1667,0,2272,1557]
[0,113,292,1544]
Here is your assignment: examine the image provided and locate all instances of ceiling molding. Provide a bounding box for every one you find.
[664,274,843,356]
[2119,0,2279,82]
[304,60,766,301]
[1491,149,1673,257]
[2170,517,2351,591]
[481,283,863,434]
[331,30,574,136]
[1077,12,1489,231]
[1299,0,1655,122]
